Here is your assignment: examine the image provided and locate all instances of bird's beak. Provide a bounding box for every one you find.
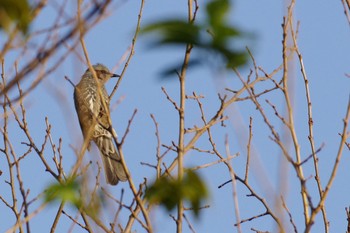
[111,73,120,78]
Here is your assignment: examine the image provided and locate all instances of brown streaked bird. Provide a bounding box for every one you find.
[74,63,127,185]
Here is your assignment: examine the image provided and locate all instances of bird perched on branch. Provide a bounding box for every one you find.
[74,63,127,185]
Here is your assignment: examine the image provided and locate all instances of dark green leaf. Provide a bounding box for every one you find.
[0,0,31,33]
[142,20,201,45]
[145,175,180,211]
[142,0,250,74]
[182,170,208,216]
[44,178,82,208]
[44,178,102,217]
[206,0,230,28]
[145,170,208,217]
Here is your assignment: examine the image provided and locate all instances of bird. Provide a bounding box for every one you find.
[73,63,127,185]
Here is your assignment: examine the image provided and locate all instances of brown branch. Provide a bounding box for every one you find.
[245,117,253,182]
[223,135,242,233]
[64,75,76,88]
[111,189,125,232]
[175,1,195,231]
[235,212,268,226]
[112,120,153,232]
[5,202,47,233]
[109,0,145,99]
[165,74,268,181]
[281,197,298,233]
[140,162,157,169]
[289,12,329,231]
[119,109,138,146]
[250,228,269,233]
[298,143,325,167]
[306,97,350,232]
[150,114,163,178]
[6,92,59,180]
[190,146,214,154]
[191,154,238,171]
[341,0,350,27]
[265,99,290,127]
[62,210,89,231]
[183,213,196,233]
[0,1,113,103]
[161,86,180,111]
[282,4,310,225]
[235,175,282,229]
[1,61,23,233]
[50,202,66,233]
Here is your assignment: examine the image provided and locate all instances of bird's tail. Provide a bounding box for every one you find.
[94,136,127,185]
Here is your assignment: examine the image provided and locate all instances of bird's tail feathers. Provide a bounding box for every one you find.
[95,136,127,185]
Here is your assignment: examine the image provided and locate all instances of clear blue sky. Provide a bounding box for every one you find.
[1,0,349,232]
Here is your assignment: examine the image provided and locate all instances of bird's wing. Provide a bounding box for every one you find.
[74,83,99,145]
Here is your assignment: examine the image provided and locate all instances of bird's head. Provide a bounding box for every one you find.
[86,63,119,84]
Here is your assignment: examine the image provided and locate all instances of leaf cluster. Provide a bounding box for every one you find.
[44,178,82,208]
[142,0,248,75]
[0,0,31,34]
[44,178,102,218]
[145,170,208,217]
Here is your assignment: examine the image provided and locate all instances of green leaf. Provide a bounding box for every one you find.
[142,20,201,45]
[142,0,250,73]
[145,176,180,211]
[145,170,208,217]
[44,178,82,208]
[225,51,247,68]
[206,0,230,29]
[182,170,208,216]
[44,178,102,218]
[0,0,32,33]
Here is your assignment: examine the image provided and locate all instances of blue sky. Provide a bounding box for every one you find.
[1,0,349,232]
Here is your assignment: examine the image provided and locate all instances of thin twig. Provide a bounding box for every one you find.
[281,197,298,233]
[282,5,310,226]
[119,109,138,146]
[341,0,350,27]
[306,97,350,232]
[235,212,268,226]
[50,202,65,233]
[150,114,163,178]
[64,76,76,87]
[0,1,113,103]
[62,210,88,231]
[191,154,238,171]
[183,214,196,233]
[245,117,253,182]
[161,86,180,111]
[109,0,145,99]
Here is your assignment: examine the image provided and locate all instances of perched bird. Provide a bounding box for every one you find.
[74,63,127,185]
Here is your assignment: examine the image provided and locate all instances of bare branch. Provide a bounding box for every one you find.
[109,0,145,99]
